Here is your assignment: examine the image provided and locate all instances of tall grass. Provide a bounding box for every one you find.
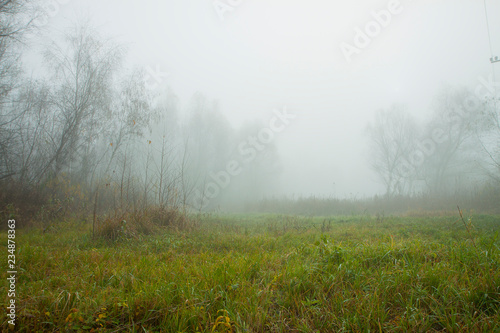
[2,213,499,332]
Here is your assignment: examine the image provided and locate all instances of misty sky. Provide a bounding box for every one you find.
[29,0,500,198]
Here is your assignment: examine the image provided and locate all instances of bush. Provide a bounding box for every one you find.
[93,207,194,241]
[0,180,47,228]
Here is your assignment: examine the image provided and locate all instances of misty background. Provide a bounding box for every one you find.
[2,0,500,215]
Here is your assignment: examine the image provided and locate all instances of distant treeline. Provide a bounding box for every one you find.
[245,188,500,216]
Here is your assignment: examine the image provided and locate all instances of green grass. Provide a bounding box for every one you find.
[2,213,500,332]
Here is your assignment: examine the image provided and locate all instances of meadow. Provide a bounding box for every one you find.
[2,212,500,332]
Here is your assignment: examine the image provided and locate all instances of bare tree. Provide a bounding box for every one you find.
[15,79,52,183]
[0,0,33,179]
[0,0,28,82]
[476,93,500,182]
[366,105,419,197]
[36,23,122,181]
[102,69,155,174]
[182,93,236,209]
[0,0,32,38]
[422,86,485,194]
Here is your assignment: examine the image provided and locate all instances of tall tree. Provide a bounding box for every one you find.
[366,105,419,196]
[100,69,155,176]
[476,93,500,182]
[0,0,33,179]
[37,23,122,180]
[422,86,485,193]
[0,0,26,97]
[183,92,235,209]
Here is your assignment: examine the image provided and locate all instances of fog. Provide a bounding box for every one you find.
[73,0,498,196]
[4,4,500,329]
[5,0,500,212]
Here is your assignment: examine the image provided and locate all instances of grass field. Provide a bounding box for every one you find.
[2,212,500,332]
